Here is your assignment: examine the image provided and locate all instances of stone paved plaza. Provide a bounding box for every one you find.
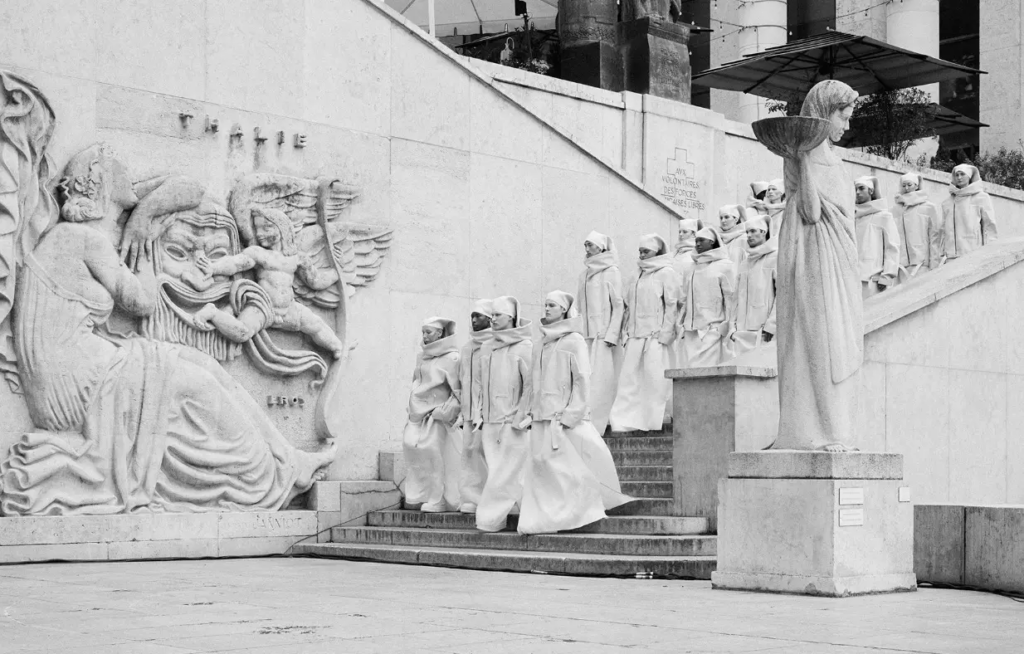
[0,557,1020,653]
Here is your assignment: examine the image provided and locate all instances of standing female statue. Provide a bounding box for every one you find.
[756,80,863,451]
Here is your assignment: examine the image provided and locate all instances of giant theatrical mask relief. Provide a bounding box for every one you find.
[0,70,392,516]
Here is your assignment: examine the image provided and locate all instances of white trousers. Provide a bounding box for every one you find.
[608,338,672,432]
[458,423,488,511]
[586,338,621,435]
[476,422,528,532]
[402,416,463,511]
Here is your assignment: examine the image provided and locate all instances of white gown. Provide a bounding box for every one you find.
[519,317,631,535]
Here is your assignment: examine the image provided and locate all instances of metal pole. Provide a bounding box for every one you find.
[428,0,436,37]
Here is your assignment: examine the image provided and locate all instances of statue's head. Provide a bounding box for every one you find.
[252,206,296,254]
[56,144,137,225]
[141,199,243,360]
[801,80,858,143]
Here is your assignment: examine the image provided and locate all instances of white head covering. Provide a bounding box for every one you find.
[695,226,721,246]
[750,180,769,197]
[745,216,768,233]
[492,295,520,325]
[638,233,667,255]
[678,218,701,234]
[422,316,455,338]
[472,299,493,317]
[719,204,741,219]
[545,290,579,318]
[952,164,982,185]
[855,175,881,200]
[900,172,922,189]
[584,230,612,252]
[767,179,784,193]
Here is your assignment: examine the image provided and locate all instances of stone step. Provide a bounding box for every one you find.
[602,436,672,451]
[296,542,716,579]
[608,497,674,516]
[612,450,672,466]
[616,465,673,482]
[331,526,716,557]
[367,510,710,535]
[606,429,671,438]
[621,481,673,498]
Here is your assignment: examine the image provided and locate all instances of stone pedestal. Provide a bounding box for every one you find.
[712,451,917,597]
[618,17,692,104]
[559,0,623,91]
[667,362,778,530]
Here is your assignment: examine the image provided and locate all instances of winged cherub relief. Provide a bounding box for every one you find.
[216,174,394,382]
[192,205,346,358]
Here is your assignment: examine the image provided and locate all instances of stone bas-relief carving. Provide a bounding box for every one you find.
[0,70,392,516]
[621,0,684,22]
[752,80,863,452]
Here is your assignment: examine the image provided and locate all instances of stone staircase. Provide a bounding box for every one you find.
[295,429,718,578]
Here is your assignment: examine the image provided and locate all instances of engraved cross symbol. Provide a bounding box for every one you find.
[666,148,696,179]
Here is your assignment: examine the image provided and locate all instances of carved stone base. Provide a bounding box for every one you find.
[618,17,692,103]
[561,41,624,92]
[712,451,917,597]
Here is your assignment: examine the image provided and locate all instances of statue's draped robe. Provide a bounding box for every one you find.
[774,141,863,449]
[0,252,309,515]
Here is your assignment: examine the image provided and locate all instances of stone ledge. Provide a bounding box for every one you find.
[865,238,1024,333]
[666,364,776,379]
[727,452,904,479]
[0,511,320,564]
[0,511,316,546]
[711,571,917,597]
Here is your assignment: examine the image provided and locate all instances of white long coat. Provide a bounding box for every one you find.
[731,239,778,358]
[941,181,997,259]
[519,317,629,534]
[893,191,943,278]
[855,199,900,288]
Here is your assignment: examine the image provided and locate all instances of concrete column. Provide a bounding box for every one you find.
[736,0,787,124]
[558,0,622,91]
[886,0,939,103]
[668,362,778,530]
[980,1,1024,153]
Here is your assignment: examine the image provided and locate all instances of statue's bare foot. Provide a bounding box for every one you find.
[820,443,858,453]
[291,439,338,495]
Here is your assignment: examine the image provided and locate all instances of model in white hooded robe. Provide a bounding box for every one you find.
[576,231,624,435]
[942,163,997,260]
[679,227,737,367]
[730,216,778,358]
[854,175,900,298]
[893,171,944,282]
[753,178,787,239]
[402,317,463,512]
[474,296,533,532]
[609,234,681,432]
[717,204,748,266]
[671,219,701,371]
[519,291,632,535]
[457,299,492,513]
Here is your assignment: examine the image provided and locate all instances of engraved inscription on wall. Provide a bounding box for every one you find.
[660,147,705,222]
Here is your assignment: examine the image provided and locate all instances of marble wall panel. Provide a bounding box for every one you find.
[93,0,206,100]
[541,125,590,174]
[540,167,611,295]
[947,369,1007,503]
[205,0,306,118]
[642,114,715,226]
[388,139,471,297]
[864,303,949,369]
[5,68,100,179]
[303,0,391,136]
[1005,375,1024,503]
[467,153,544,302]
[929,273,1008,375]
[0,0,97,79]
[858,361,887,453]
[469,83,543,164]
[884,364,951,504]
[390,27,470,150]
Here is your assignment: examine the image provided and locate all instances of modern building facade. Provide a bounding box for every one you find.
[688,0,1007,158]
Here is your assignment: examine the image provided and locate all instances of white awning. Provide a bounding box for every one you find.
[386,0,558,37]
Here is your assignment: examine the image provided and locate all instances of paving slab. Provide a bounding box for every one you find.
[0,558,1020,653]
